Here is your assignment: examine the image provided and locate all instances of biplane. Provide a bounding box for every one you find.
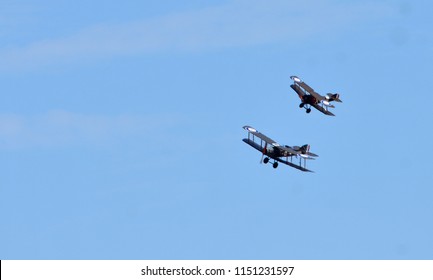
[290,76,342,116]
[242,125,318,172]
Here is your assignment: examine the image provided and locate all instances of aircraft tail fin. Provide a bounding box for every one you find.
[326,93,342,103]
[300,144,310,153]
[301,144,319,157]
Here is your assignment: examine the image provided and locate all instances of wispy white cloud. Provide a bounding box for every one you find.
[0,0,394,70]
[0,110,181,149]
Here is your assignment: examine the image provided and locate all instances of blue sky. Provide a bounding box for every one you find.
[1,0,432,259]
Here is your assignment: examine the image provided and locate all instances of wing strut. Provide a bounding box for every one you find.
[260,141,267,164]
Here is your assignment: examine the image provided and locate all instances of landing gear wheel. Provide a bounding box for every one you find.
[273,162,278,168]
[263,157,269,164]
[306,108,311,113]
[299,103,304,108]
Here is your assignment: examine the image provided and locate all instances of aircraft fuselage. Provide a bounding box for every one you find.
[242,138,295,159]
[290,84,318,105]
[301,94,317,105]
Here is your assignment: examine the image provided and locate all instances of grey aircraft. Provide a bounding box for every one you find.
[290,75,342,116]
[242,125,318,172]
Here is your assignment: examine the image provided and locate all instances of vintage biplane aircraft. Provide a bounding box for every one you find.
[242,125,318,172]
[290,75,342,116]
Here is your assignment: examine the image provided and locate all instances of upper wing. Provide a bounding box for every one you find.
[243,126,280,147]
[311,103,335,116]
[244,126,305,154]
[290,76,325,101]
[290,84,306,98]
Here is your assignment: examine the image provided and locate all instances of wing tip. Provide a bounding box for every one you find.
[290,75,302,83]
[243,125,257,132]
